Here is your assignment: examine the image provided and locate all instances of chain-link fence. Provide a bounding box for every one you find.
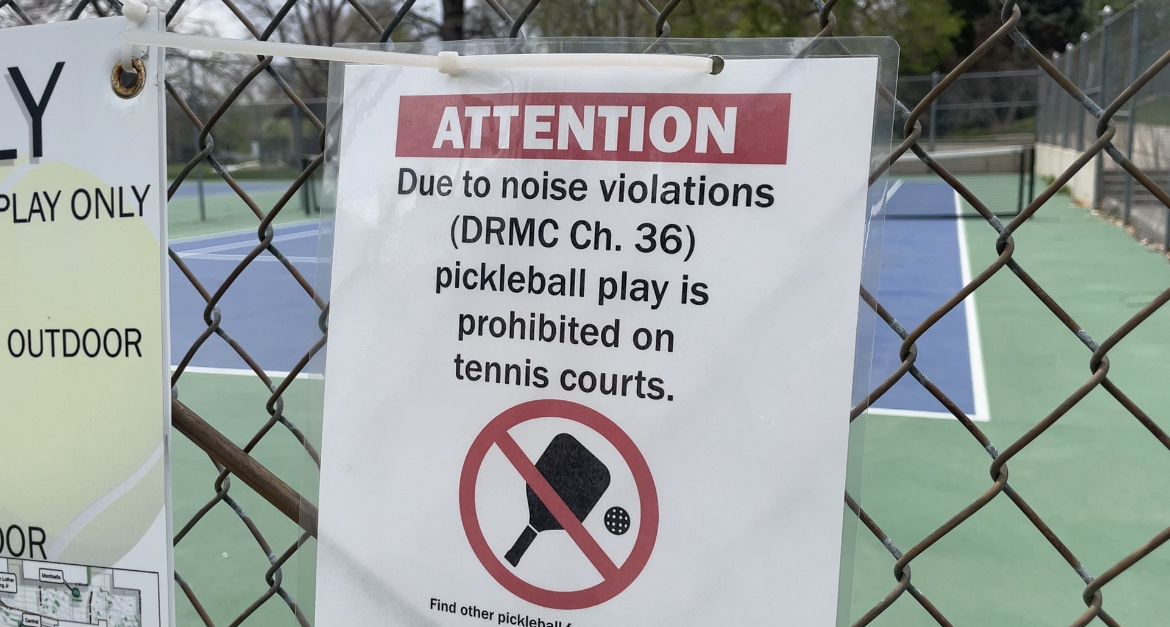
[1036,0,1170,250]
[5,0,1170,625]
[900,69,1038,149]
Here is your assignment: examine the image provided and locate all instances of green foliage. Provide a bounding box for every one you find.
[850,0,964,75]
[666,0,821,38]
[1021,0,1091,55]
[522,0,1102,74]
[526,0,659,37]
[1082,0,1138,30]
[528,0,965,74]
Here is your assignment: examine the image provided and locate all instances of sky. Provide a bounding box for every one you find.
[160,0,444,39]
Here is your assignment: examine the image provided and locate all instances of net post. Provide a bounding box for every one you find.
[1028,145,1037,209]
[1017,145,1026,216]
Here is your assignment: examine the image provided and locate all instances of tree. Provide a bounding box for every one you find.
[234,0,427,98]
[1081,0,1138,29]
[842,0,964,75]
[523,0,963,75]
[521,0,660,37]
[0,0,110,27]
[946,0,1088,71]
[1020,0,1091,55]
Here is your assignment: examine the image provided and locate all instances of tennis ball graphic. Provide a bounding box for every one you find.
[0,160,165,566]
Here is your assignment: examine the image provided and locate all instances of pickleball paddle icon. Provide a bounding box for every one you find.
[504,433,611,567]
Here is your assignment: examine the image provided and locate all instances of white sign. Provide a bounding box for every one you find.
[318,56,878,626]
[0,15,171,627]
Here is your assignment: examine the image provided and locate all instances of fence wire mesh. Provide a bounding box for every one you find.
[1038,0,1170,249]
[4,0,1170,625]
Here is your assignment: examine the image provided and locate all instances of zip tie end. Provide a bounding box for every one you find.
[121,42,137,74]
[437,51,460,76]
[121,0,149,74]
[123,0,148,24]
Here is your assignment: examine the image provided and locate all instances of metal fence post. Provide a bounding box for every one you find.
[1077,43,1088,151]
[1036,70,1046,143]
[1053,70,1062,143]
[291,103,309,215]
[929,71,939,151]
[1062,53,1073,148]
[1163,194,1169,250]
[255,104,263,167]
[188,55,207,222]
[1163,169,1170,250]
[1094,23,1109,209]
[1124,3,1141,226]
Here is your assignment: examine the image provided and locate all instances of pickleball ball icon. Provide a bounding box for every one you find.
[504,433,611,567]
[604,507,631,535]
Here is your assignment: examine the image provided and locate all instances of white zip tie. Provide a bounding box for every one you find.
[437,50,459,76]
[121,0,149,73]
[117,31,716,74]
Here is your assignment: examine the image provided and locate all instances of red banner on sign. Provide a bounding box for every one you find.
[395,92,790,165]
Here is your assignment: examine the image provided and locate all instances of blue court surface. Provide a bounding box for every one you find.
[170,221,326,376]
[170,180,294,199]
[169,183,988,421]
[868,180,989,421]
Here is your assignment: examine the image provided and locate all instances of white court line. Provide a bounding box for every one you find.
[867,408,963,420]
[869,179,903,218]
[168,219,320,245]
[178,253,319,263]
[174,365,323,380]
[955,189,992,423]
[176,229,320,255]
[866,185,990,422]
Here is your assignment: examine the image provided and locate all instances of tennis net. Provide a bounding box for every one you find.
[883,144,1035,219]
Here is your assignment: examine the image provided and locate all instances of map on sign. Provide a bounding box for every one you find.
[0,559,159,627]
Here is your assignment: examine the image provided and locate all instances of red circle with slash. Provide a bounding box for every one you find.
[459,399,659,610]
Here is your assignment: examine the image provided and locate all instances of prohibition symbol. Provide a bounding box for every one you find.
[459,399,659,610]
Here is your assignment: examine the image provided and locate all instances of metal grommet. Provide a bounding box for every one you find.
[111,58,146,99]
[709,55,725,75]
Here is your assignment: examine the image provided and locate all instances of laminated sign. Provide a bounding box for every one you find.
[0,15,172,627]
[318,55,879,626]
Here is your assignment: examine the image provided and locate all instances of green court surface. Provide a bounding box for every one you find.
[167,181,1170,626]
[846,189,1170,624]
[168,178,323,625]
[169,182,318,240]
[167,180,320,627]
[171,372,321,627]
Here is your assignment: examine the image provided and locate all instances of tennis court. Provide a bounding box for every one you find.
[167,180,324,627]
[849,164,1170,625]
[171,221,323,375]
[165,153,1170,625]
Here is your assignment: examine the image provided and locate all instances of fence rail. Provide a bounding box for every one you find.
[5,0,1170,625]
